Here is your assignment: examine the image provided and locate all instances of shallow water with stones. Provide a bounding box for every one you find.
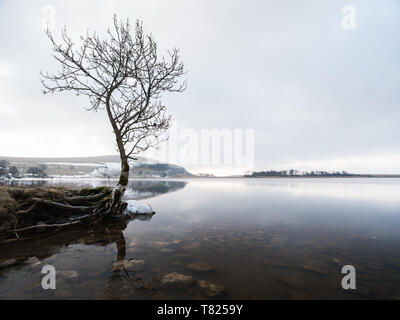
[1,178,400,299]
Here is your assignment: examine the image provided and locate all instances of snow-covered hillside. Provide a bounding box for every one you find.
[0,155,194,179]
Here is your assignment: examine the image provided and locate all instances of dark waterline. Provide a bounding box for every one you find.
[1,178,400,299]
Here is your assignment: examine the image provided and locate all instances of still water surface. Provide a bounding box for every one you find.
[1,178,400,299]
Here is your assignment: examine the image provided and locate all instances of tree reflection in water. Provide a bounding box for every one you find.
[0,214,154,278]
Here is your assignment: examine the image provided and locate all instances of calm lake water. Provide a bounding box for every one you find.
[1,178,400,299]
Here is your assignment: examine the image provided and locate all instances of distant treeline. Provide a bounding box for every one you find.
[0,160,47,179]
[245,170,358,177]
[0,160,19,179]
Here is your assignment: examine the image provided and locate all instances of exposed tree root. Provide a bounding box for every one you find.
[0,185,130,242]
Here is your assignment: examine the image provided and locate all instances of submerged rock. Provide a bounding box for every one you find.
[128,238,140,248]
[148,241,170,249]
[197,280,224,297]
[187,262,212,272]
[111,259,145,272]
[182,241,201,251]
[279,274,304,289]
[161,272,193,286]
[0,259,18,269]
[58,270,79,278]
[300,261,331,276]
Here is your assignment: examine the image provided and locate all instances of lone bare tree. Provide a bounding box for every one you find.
[40,16,185,215]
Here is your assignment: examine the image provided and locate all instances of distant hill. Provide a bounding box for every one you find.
[0,155,195,179]
[243,170,400,178]
[245,170,358,178]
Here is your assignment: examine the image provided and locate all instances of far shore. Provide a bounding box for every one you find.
[2,174,400,183]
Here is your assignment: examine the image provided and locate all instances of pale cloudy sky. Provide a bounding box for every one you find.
[0,0,399,175]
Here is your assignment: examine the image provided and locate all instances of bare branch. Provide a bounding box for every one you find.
[41,15,186,188]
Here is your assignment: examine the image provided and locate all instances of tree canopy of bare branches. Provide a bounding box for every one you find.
[41,15,186,206]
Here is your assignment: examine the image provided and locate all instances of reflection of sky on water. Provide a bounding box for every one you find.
[189,178,400,203]
[135,178,400,238]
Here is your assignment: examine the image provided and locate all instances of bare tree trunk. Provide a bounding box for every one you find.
[106,95,130,215]
[110,151,129,214]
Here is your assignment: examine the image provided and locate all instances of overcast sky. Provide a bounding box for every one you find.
[0,0,399,175]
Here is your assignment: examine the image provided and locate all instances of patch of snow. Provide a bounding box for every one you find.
[104,162,122,169]
[125,200,153,214]
[43,162,106,167]
[91,164,121,178]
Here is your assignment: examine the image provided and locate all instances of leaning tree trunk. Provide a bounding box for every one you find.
[109,157,130,216]
[104,92,131,216]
